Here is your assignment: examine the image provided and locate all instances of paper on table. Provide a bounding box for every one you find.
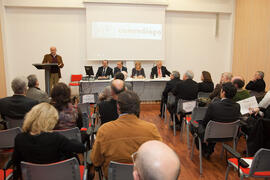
[237,96,258,115]
[82,94,95,103]
[242,158,253,168]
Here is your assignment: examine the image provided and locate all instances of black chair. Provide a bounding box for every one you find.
[5,117,24,129]
[108,161,134,180]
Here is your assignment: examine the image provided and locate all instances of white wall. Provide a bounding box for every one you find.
[1,0,235,95]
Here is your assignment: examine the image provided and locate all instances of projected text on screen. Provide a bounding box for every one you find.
[92,22,162,40]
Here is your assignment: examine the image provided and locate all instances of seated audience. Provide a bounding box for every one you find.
[232,78,250,102]
[171,70,198,127]
[209,72,233,100]
[150,61,171,79]
[98,79,125,125]
[133,140,180,180]
[91,90,162,178]
[0,77,38,120]
[114,72,132,90]
[114,61,127,74]
[194,82,240,158]
[160,71,181,117]
[131,61,145,79]
[51,83,81,129]
[12,103,85,179]
[198,71,214,93]
[95,60,114,79]
[98,86,112,102]
[250,91,270,118]
[26,74,49,103]
[246,71,266,93]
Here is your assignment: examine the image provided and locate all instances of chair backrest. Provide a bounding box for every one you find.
[71,74,83,82]
[191,107,208,121]
[78,103,91,128]
[197,92,211,99]
[108,161,134,180]
[204,120,240,142]
[0,127,22,149]
[177,99,197,114]
[249,148,270,176]
[5,117,24,129]
[54,127,81,143]
[166,92,176,107]
[21,157,81,180]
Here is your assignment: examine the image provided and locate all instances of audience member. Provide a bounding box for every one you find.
[198,71,214,93]
[98,79,125,125]
[98,86,112,102]
[12,103,85,179]
[95,60,114,79]
[0,77,38,120]
[26,74,49,103]
[131,61,145,78]
[250,91,270,118]
[159,71,181,117]
[171,70,198,128]
[150,61,171,79]
[114,61,127,74]
[51,83,82,129]
[194,82,240,158]
[133,140,180,180]
[232,78,250,102]
[246,71,266,93]
[91,90,162,178]
[114,72,132,90]
[209,72,233,100]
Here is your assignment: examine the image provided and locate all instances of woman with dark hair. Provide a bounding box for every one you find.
[198,71,214,93]
[51,83,82,129]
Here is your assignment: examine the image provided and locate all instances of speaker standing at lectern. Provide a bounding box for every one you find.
[42,46,64,91]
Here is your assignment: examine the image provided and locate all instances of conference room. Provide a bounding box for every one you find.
[0,0,270,180]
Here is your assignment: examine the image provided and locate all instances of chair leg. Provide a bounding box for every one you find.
[220,143,224,159]
[198,137,203,175]
[225,164,231,180]
[190,136,195,160]
[180,117,185,139]
[186,122,190,149]
[164,104,167,123]
[240,174,244,180]
[173,114,176,136]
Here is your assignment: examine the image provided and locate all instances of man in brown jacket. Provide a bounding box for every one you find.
[42,46,64,91]
[90,90,162,178]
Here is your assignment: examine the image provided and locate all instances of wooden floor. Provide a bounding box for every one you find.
[139,104,258,180]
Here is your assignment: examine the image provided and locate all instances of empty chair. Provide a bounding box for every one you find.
[5,117,24,129]
[108,161,134,180]
[190,120,240,174]
[224,144,270,180]
[21,157,85,180]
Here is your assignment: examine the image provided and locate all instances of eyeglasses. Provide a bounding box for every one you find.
[131,151,138,164]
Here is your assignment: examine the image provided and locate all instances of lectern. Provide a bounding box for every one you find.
[33,63,58,95]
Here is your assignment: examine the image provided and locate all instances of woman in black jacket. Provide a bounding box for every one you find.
[198,71,214,93]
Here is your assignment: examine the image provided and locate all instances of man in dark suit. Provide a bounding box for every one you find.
[246,71,266,93]
[150,61,171,79]
[96,60,114,79]
[197,82,241,158]
[114,61,127,75]
[0,77,38,121]
[159,71,181,117]
[170,70,198,127]
[98,79,125,124]
[42,46,64,91]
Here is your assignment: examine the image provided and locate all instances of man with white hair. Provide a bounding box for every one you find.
[246,71,266,93]
[133,140,180,180]
[42,46,64,91]
[150,61,171,79]
[0,77,38,120]
[171,70,198,128]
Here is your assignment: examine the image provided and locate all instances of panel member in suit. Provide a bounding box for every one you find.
[26,74,49,103]
[95,60,114,79]
[114,61,127,74]
[195,82,240,158]
[246,71,266,93]
[150,61,171,79]
[0,77,38,120]
[131,61,145,79]
[42,46,64,92]
[159,71,181,117]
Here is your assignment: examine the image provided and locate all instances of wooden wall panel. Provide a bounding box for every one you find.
[0,20,7,98]
[233,0,270,89]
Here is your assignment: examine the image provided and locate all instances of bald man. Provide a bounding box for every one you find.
[42,46,64,91]
[133,140,180,180]
[150,61,171,79]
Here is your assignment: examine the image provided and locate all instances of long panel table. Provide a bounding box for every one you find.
[79,78,169,102]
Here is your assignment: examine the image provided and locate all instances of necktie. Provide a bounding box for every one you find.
[102,68,106,76]
[158,68,162,77]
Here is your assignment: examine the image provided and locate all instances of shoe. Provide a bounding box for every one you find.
[202,151,210,159]
[159,114,164,118]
